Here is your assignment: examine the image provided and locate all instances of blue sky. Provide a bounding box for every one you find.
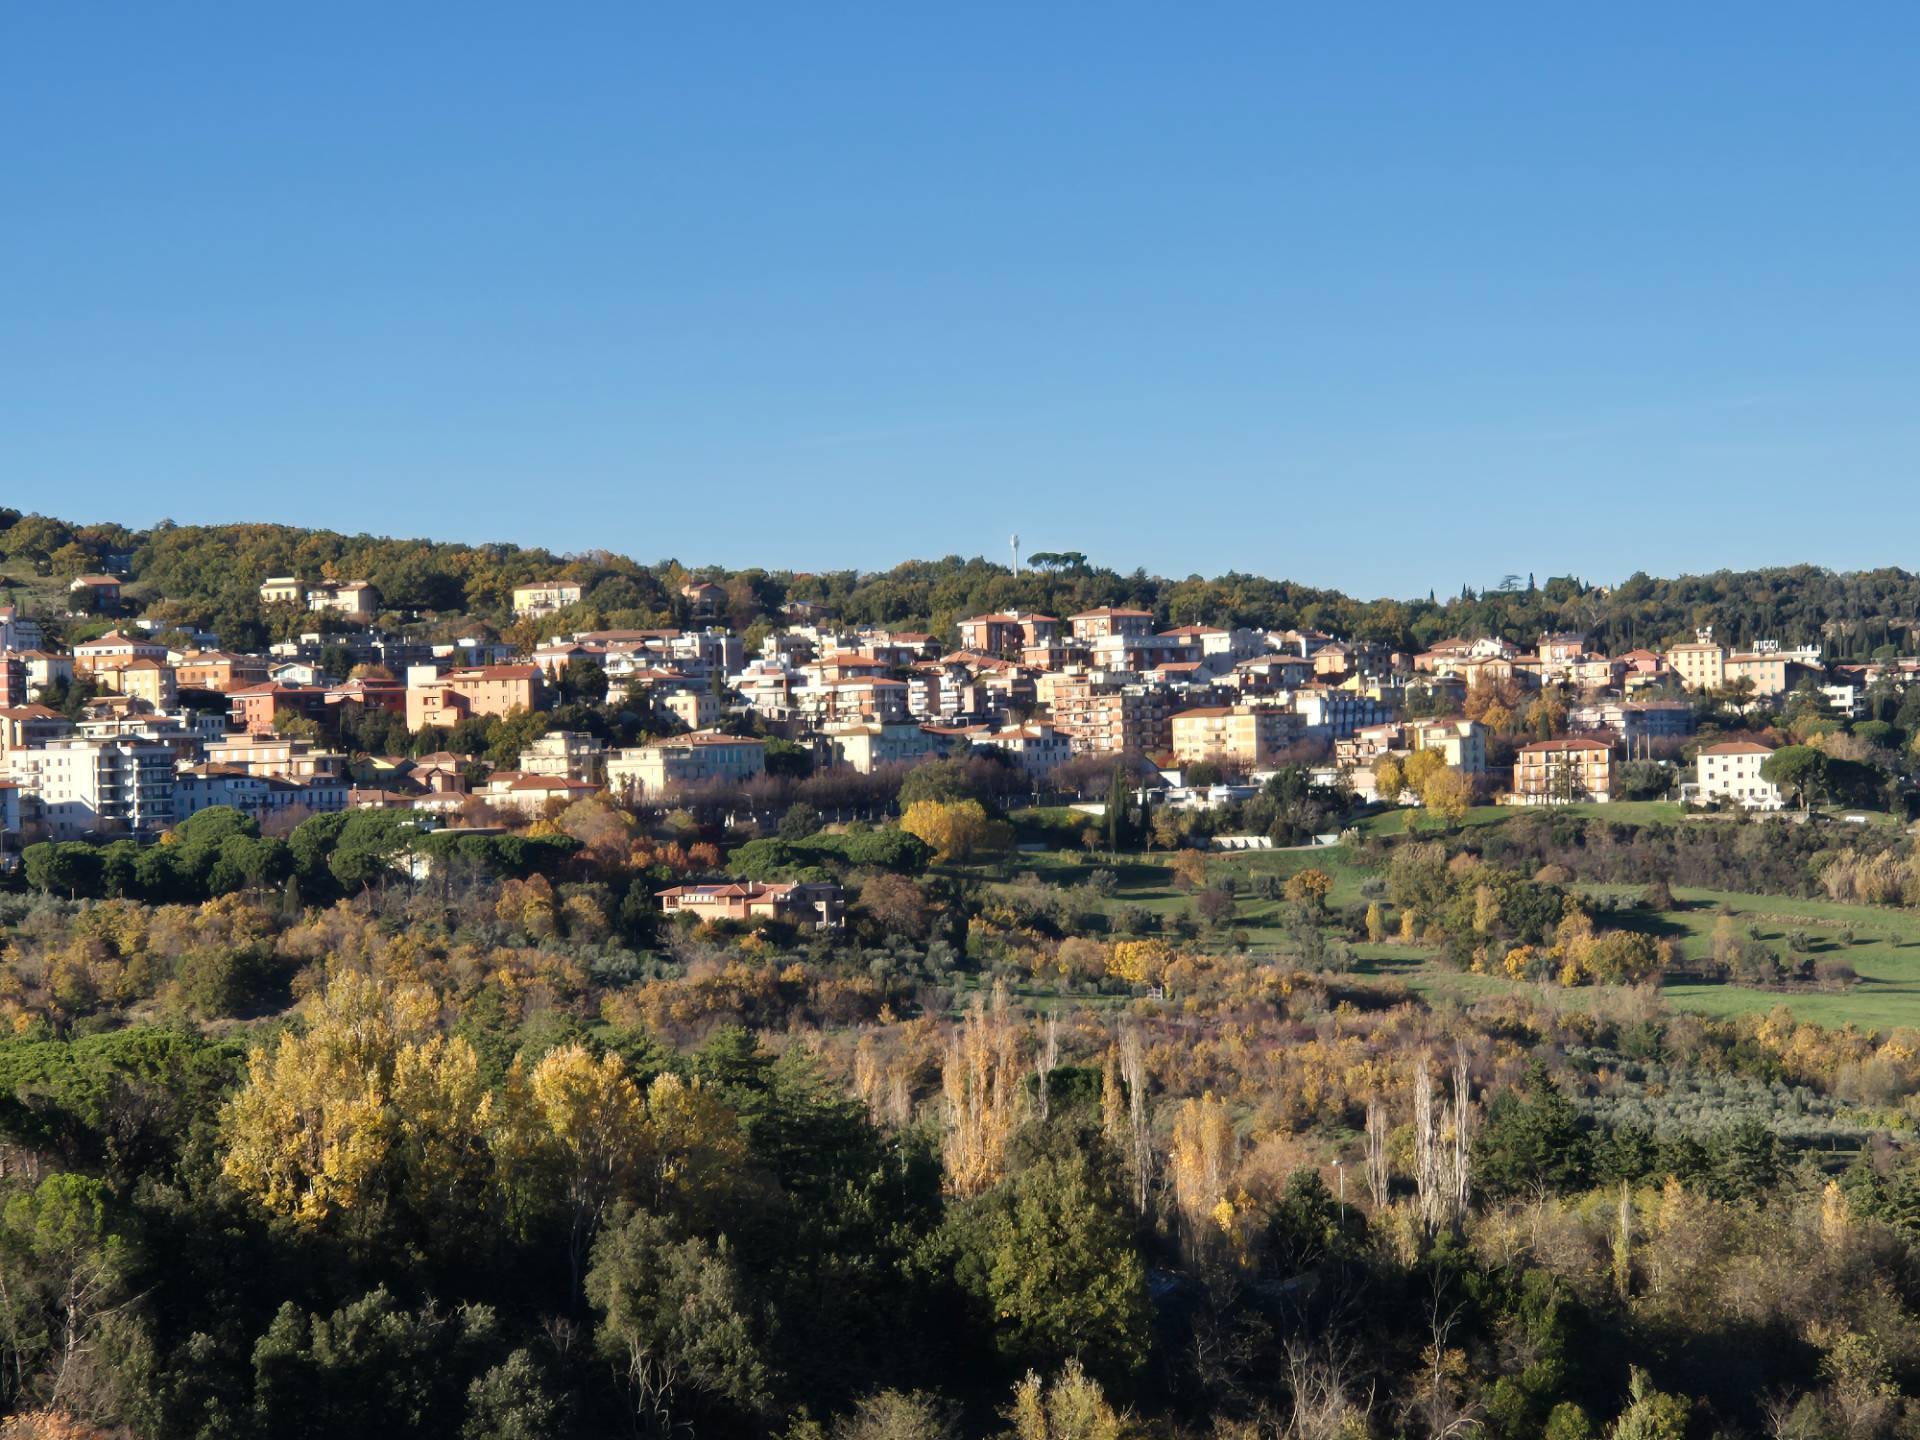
[4,4,1917,597]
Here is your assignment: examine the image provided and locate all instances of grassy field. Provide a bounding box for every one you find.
[1370,885,1920,1031]
[1353,800,1686,837]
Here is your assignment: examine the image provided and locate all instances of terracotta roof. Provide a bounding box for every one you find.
[1700,740,1775,756]
[1518,737,1612,753]
[1068,607,1153,620]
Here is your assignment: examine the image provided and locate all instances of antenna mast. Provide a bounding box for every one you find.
[1010,532,1021,576]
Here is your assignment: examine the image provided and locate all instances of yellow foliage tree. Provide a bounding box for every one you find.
[1108,939,1173,987]
[222,973,490,1229]
[1401,748,1446,797]
[1283,868,1333,911]
[941,986,1025,1196]
[901,799,1005,861]
[1421,766,1473,827]
[1372,756,1404,804]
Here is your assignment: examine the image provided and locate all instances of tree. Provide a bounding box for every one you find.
[1607,1368,1689,1440]
[829,1389,961,1440]
[1283,868,1333,911]
[1761,745,1829,811]
[948,1134,1150,1383]
[901,800,1005,862]
[1420,767,1473,827]
[0,1174,132,1417]
[220,973,492,1237]
[1473,1063,1592,1199]
[1003,1359,1133,1440]
[585,1208,767,1438]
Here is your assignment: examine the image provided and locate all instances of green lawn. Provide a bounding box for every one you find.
[1354,800,1686,837]
[1369,886,1920,1031]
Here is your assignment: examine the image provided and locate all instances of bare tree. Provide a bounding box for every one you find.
[1119,1024,1153,1215]
[1413,1046,1472,1239]
[1364,1097,1390,1210]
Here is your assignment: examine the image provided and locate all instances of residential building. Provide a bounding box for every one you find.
[67,575,124,614]
[955,612,1058,655]
[307,580,379,618]
[1569,700,1697,747]
[659,689,723,731]
[202,734,344,780]
[176,767,350,818]
[657,880,844,928]
[260,577,307,606]
[517,730,607,784]
[511,581,585,619]
[0,704,75,758]
[1509,737,1614,805]
[174,650,272,693]
[478,773,601,815]
[11,737,177,839]
[96,657,177,711]
[72,631,168,674]
[229,683,333,735]
[0,606,43,652]
[680,581,728,615]
[405,665,546,731]
[815,722,952,774]
[606,731,766,798]
[1408,718,1488,773]
[1170,706,1303,768]
[0,780,17,847]
[1049,678,1173,755]
[968,722,1072,779]
[1689,739,1782,810]
[1067,607,1155,643]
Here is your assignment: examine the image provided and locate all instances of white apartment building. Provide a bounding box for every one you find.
[12,738,177,840]
[606,732,766,798]
[1689,739,1782,810]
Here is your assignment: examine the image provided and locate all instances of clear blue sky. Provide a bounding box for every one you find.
[5,5,1917,598]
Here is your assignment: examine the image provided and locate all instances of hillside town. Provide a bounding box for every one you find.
[1,547,1901,865]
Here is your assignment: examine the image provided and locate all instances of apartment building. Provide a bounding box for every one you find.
[1287,687,1394,739]
[1066,607,1155,643]
[229,683,333,735]
[517,729,607,784]
[968,722,1072,779]
[955,612,1058,655]
[605,731,766,798]
[1690,739,1782,810]
[511,581,585,619]
[0,704,75,758]
[1169,706,1302,768]
[96,657,177,711]
[814,722,951,774]
[174,650,272,693]
[1049,677,1172,755]
[404,665,546,731]
[199,735,342,783]
[71,631,168,675]
[12,738,177,840]
[1408,718,1488,773]
[1509,737,1614,805]
[176,767,349,819]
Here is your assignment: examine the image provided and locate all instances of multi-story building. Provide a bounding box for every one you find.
[72,630,169,675]
[1408,718,1488,773]
[176,767,350,818]
[606,731,766,798]
[96,657,177,711]
[67,575,124,614]
[12,738,177,839]
[1049,678,1173,755]
[517,730,607,784]
[814,722,951,774]
[228,683,333,735]
[1689,739,1782,810]
[405,665,546,731]
[174,650,273,693]
[511,581,585,619]
[307,581,379,619]
[1066,607,1155,643]
[0,606,43,653]
[203,733,347,781]
[659,689,723,731]
[1569,700,1697,747]
[1169,706,1303,769]
[968,722,1072,779]
[1509,737,1614,805]
[1286,687,1394,739]
[0,704,75,758]
[955,612,1058,655]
